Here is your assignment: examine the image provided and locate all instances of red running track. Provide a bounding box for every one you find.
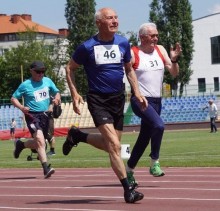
[0,167,220,211]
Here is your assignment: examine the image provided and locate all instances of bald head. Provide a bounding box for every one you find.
[95,7,117,21]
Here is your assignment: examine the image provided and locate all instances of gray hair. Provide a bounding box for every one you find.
[139,23,157,36]
[95,9,102,21]
[94,8,116,21]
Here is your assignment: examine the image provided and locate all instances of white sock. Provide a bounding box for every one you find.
[126,164,134,173]
[150,159,159,167]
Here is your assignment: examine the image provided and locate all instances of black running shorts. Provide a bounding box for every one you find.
[25,112,51,139]
[87,91,125,131]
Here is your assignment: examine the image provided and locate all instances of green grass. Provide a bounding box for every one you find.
[0,129,219,168]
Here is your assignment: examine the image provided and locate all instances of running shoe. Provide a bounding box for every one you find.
[47,151,56,156]
[44,165,55,179]
[62,126,79,155]
[124,186,144,203]
[127,171,138,188]
[149,161,165,177]
[14,139,24,159]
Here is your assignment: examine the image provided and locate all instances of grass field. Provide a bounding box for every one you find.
[0,129,219,168]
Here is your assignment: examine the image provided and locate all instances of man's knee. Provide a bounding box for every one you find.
[35,131,46,147]
[155,122,165,132]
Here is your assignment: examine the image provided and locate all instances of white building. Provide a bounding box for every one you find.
[0,14,69,54]
[183,13,220,96]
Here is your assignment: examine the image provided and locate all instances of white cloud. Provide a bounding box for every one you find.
[208,4,220,14]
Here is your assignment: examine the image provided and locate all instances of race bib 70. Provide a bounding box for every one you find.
[34,87,49,102]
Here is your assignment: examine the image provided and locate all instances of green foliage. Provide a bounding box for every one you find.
[0,30,67,99]
[65,0,96,95]
[149,0,194,97]
[127,31,138,47]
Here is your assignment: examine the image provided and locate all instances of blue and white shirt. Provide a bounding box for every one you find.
[72,34,131,93]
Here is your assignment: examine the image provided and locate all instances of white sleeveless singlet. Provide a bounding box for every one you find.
[132,46,165,97]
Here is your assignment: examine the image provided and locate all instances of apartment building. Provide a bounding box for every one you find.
[188,12,220,96]
[0,13,68,55]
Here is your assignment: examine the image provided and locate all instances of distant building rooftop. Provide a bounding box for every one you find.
[0,14,68,37]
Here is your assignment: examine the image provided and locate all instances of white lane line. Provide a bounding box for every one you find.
[0,185,220,191]
[0,206,122,211]
[0,194,220,202]
[1,179,220,184]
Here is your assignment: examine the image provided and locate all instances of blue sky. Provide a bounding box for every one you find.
[1,0,220,33]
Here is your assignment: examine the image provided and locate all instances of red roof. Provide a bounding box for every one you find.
[0,14,59,35]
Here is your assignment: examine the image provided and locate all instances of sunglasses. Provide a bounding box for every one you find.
[34,70,45,74]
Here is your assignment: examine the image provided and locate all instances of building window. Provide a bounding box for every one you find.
[198,78,206,92]
[211,36,220,64]
[8,34,16,41]
[0,48,9,56]
[0,49,3,56]
[36,34,44,40]
[0,34,9,41]
[214,77,219,91]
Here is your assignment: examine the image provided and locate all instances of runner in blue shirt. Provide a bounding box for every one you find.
[62,7,147,203]
[11,61,61,179]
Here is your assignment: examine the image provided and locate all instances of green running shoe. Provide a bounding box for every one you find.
[127,171,138,188]
[149,162,165,177]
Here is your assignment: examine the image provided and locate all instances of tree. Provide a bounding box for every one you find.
[65,0,96,95]
[149,0,194,97]
[127,31,138,47]
[0,30,66,100]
